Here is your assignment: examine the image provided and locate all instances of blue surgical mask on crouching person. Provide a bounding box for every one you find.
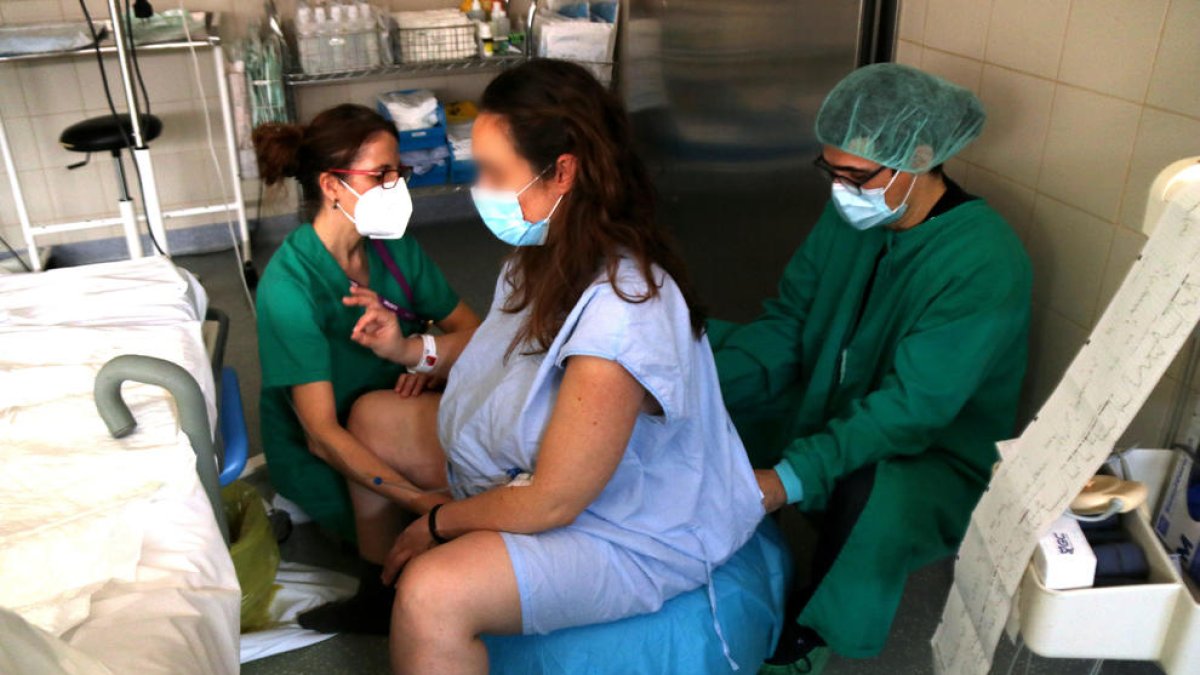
[831,168,916,231]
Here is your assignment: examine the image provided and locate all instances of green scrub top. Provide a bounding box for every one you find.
[709,196,1032,512]
[256,224,459,539]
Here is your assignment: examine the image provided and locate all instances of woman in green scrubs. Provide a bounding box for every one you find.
[252,104,480,633]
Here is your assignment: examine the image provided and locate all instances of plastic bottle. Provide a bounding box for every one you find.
[490,1,509,55]
[358,2,380,67]
[295,4,319,74]
[477,21,494,58]
[345,3,365,69]
[466,0,486,22]
[328,4,348,72]
[314,5,331,73]
[371,0,394,65]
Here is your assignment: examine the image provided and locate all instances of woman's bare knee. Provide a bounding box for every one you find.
[348,392,447,490]
[393,533,521,637]
[347,390,402,439]
[393,553,461,636]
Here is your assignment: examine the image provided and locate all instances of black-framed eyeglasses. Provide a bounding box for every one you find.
[812,155,891,195]
[328,166,413,189]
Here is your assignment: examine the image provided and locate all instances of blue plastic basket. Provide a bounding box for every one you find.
[408,163,449,188]
[449,155,477,185]
[377,90,448,151]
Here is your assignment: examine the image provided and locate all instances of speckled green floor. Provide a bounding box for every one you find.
[176,195,1164,674]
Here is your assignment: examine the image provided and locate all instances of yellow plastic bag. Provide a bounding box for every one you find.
[221,480,281,632]
[445,100,479,125]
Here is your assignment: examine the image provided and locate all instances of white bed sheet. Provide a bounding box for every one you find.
[0,256,208,327]
[0,479,240,675]
[0,258,239,675]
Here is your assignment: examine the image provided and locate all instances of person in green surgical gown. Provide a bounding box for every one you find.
[252,105,481,635]
[708,64,1032,674]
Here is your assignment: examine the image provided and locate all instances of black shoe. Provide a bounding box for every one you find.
[765,623,826,666]
[297,564,394,636]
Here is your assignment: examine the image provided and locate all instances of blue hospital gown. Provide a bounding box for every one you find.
[438,257,766,635]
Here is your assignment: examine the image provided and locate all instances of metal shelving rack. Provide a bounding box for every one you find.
[280,17,532,198]
[284,52,526,87]
[279,4,616,198]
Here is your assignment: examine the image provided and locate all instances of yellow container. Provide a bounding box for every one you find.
[222,481,281,632]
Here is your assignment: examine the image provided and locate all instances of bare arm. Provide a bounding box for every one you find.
[291,381,446,513]
[435,355,644,535]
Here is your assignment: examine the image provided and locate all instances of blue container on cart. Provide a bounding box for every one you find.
[449,154,477,185]
[377,89,448,151]
[407,163,449,188]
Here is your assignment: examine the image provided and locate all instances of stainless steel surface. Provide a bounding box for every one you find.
[622,0,888,320]
[106,0,145,145]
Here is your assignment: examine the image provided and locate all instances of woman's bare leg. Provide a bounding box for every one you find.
[296,389,450,635]
[391,531,522,675]
[347,390,447,564]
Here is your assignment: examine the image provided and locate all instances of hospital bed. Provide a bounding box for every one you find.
[0,257,242,675]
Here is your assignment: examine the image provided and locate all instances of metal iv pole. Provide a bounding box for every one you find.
[105,0,170,255]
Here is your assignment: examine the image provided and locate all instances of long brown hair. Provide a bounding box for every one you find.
[252,104,398,220]
[483,59,706,354]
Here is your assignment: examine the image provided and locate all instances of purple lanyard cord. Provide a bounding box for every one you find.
[349,240,424,326]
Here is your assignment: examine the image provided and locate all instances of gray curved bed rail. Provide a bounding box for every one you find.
[94,354,230,545]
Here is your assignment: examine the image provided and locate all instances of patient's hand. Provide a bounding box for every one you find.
[382,514,437,585]
[344,285,406,362]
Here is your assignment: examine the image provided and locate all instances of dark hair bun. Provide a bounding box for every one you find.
[252,122,304,186]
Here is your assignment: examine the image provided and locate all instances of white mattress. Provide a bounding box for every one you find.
[0,255,209,327]
[0,258,239,675]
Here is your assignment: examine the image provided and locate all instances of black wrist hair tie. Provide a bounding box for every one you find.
[428,504,450,544]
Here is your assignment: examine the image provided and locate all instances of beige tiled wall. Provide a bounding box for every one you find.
[898,0,1200,444]
[0,0,256,248]
[0,0,512,251]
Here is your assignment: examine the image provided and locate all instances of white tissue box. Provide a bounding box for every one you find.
[1034,515,1097,590]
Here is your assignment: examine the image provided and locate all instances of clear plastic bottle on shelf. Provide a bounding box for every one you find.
[357,2,379,67]
[490,1,510,55]
[327,3,349,72]
[313,5,332,73]
[368,0,392,66]
[344,3,364,69]
[466,0,486,22]
[295,3,319,74]
[358,3,376,67]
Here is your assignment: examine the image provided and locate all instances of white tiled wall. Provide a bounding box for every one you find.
[898,0,1200,445]
[0,0,248,247]
[0,0,529,251]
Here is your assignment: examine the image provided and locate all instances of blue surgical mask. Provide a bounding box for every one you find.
[470,169,564,246]
[831,169,916,231]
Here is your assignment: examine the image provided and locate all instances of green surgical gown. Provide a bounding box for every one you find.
[256,224,459,540]
[710,196,1031,656]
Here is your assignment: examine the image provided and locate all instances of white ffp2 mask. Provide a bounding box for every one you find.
[337,178,414,239]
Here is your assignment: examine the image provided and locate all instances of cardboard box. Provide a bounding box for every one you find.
[1155,451,1200,582]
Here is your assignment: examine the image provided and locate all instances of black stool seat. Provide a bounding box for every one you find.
[59,114,163,154]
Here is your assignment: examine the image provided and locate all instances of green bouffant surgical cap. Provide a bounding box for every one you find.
[815,63,986,173]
